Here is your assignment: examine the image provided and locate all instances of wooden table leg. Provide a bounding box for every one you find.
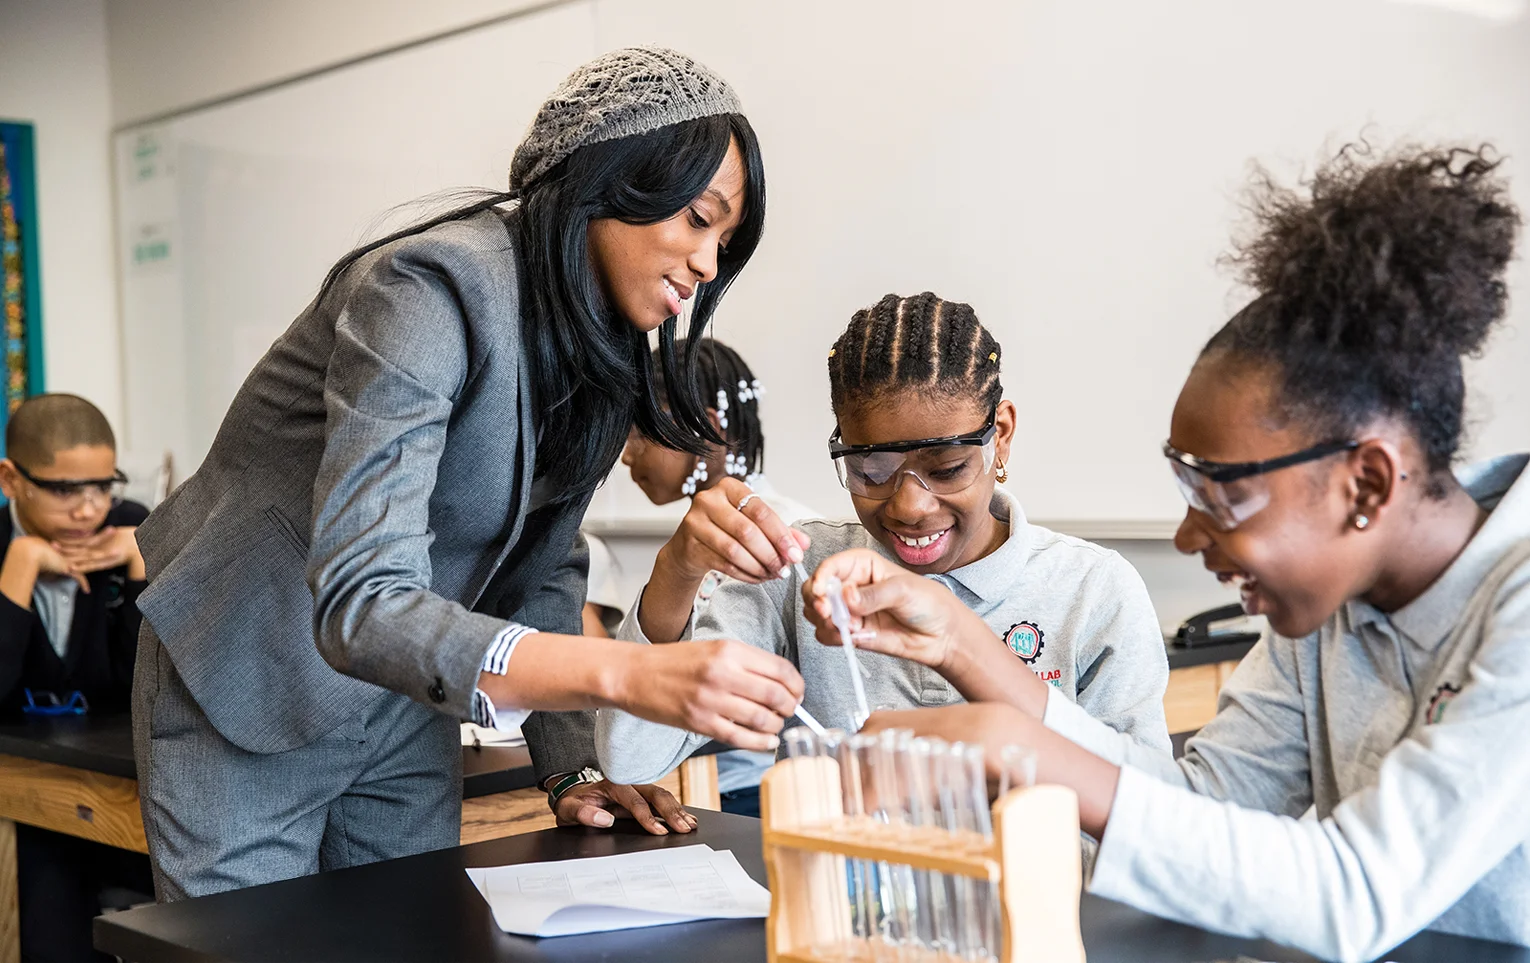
[679,755,721,811]
[0,817,19,963]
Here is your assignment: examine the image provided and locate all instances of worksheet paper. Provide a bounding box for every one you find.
[459,722,524,747]
[466,844,771,937]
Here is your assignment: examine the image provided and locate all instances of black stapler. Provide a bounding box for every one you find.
[1175,603,1262,648]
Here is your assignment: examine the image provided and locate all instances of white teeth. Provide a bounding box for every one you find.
[662,278,688,302]
[894,530,947,549]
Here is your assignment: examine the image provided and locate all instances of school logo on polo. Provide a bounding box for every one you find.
[1003,621,1045,664]
[1426,682,1461,725]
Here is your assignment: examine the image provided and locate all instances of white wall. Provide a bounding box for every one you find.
[105,0,564,125]
[0,0,121,430]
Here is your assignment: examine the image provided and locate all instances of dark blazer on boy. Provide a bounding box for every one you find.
[0,500,150,718]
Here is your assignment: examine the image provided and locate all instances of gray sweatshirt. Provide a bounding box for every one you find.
[1047,454,1530,962]
[597,486,1172,784]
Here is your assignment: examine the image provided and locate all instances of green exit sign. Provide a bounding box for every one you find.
[133,238,170,264]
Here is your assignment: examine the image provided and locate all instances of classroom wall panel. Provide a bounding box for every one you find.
[113,0,1530,534]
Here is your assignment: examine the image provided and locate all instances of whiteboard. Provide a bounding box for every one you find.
[115,0,1530,537]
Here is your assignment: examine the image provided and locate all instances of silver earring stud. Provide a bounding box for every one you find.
[1354,514,1370,530]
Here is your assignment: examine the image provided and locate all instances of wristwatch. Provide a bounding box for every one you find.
[545,766,603,807]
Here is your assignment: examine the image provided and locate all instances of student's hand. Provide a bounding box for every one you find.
[554,780,698,836]
[54,526,144,579]
[13,536,91,592]
[860,704,1035,777]
[802,549,986,671]
[619,638,804,751]
[657,477,810,585]
[860,704,1122,836]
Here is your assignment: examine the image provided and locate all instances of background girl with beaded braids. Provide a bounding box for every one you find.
[128,47,808,900]
[606,336,818,815]
[595,291,1172,795]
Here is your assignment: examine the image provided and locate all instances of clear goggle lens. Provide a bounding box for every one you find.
[1168,460,1270,531]
[835,439,996,498]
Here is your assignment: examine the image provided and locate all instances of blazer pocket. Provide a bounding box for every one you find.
[263,506,309,560]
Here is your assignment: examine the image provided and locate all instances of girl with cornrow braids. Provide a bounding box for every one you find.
[597,292,1172,797]
[606,337,818,815]
[807,143,1530,960]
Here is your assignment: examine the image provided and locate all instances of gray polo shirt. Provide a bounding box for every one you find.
[1049,454,1530,962]
[597,486,1172,784]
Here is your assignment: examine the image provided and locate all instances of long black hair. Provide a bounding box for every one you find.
[316,112,765,502]
[1206,142,1519,497]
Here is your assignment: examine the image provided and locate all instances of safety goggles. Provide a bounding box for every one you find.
[13,463,127,509]
[22,689,89,717]
[829,409,997,498]
[1164,439,1358,530]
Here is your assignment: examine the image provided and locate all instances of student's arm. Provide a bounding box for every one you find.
[1086,580,1530,963]
[305,246,800,747]
[876,578,1530,963]
[598,573,794,785]
[0,543,43,699]
[1035,554,1174,772]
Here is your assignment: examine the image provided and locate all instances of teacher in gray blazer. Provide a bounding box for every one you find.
[130,47,807,901]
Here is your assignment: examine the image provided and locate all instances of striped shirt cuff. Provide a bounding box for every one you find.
[471,623,538,731]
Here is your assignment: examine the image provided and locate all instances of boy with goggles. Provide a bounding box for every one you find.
[0,394,152,961]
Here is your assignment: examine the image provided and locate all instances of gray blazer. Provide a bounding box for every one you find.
[136,209,597,778]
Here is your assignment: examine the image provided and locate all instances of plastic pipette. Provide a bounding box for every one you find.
[826,576,872,730]
[793,703,827,736]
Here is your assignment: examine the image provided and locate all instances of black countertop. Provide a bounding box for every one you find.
[0,714,538,798]
[93,809,1528,963]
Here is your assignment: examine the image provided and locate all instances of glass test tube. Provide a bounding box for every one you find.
[962,743,998,963]
[783,726,823,829]
[836,733,875,955]
[905,737,956,959]
[876,729,919,956]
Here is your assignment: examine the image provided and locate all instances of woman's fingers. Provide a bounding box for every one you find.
[686,523,772,581]
[635,783,697,833]
[606,782,668,835]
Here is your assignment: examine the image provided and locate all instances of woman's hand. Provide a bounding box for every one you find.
[640,477,811,642]
[554,780,698,836]
[618,638,805,751]
[801,549,980,670]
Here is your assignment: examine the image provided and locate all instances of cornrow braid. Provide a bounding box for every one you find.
[652,338,767,477]
[828,292,1002,417]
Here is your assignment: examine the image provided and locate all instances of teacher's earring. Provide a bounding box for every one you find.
[995,458,1009,483]
[1353,513,1371,531]
[681,458,709,496]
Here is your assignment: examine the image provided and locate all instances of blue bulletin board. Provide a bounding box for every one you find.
[0,120,46,455]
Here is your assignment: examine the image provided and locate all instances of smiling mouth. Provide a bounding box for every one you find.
[1215,568,1265,615]
[662,277,692,301]
[892,529,949,549]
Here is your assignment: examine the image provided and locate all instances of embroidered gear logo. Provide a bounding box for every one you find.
[1425,682,1461,725]
[1003,621,1045,664]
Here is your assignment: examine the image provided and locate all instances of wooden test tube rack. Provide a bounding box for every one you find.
[760,756,1087,963]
